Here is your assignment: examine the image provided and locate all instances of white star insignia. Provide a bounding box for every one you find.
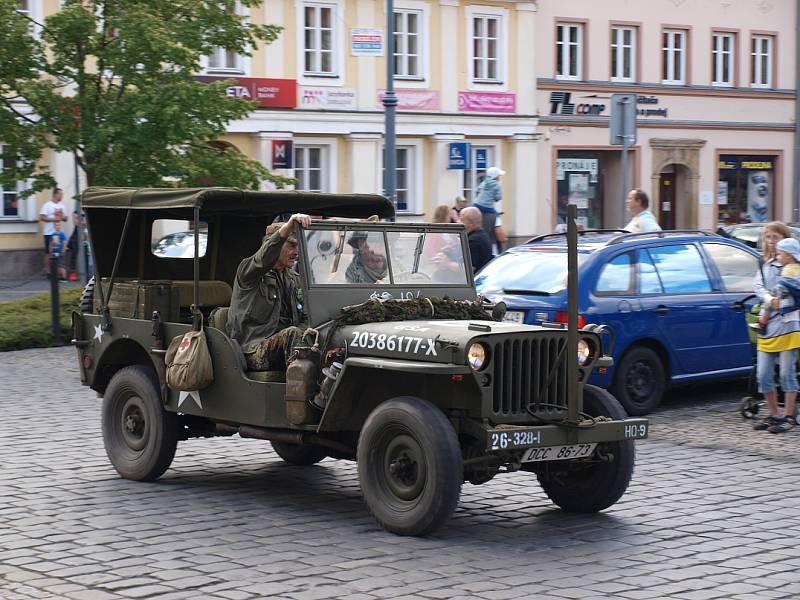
[178,390,202,409]
[93,324,104,343]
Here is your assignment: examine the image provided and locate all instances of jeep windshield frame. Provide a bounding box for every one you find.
[297,221,478,327]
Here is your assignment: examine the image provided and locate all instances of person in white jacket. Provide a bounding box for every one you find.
[623,189,661,233]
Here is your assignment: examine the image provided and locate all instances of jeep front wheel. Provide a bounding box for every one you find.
[357,397,462,536]
[536,384,635,513]
[102,366,178,481]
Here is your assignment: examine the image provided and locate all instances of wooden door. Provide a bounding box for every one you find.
[659,173,676,230]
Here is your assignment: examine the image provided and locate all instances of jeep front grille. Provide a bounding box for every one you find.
[491,335,568,416]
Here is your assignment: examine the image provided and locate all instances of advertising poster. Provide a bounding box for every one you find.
[717,181,728,206]
[747,171,770,223]
[568,173,589,209]
[351,28,383,56]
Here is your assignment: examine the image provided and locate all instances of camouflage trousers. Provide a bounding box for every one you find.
[244,326,307,370]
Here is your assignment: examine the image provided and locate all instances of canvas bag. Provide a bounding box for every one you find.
[165,317,214,391]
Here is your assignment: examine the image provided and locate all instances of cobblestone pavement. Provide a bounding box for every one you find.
[2,347,799,600]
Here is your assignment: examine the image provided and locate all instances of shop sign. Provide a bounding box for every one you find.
[636,95,668,118]
[556,158,598,182]
[475,148,488,169]
[377,89,439,110]
[447,143,471,170]
[272,140,293,169]
[196,76,297,109]
[458,91,516,113]
[300,87,357,110]
[548,92,668,117]
[351,28,383,56]
[718,156,775,171]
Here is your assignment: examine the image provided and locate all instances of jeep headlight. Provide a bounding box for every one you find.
[577,338,592,365]
[467,342,489,370]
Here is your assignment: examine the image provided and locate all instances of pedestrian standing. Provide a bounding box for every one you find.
[473,167,505,247]
[753,222,798,433]
[459,206,492,272]
[49,220,68,281]
[451,195,467,222]
[623,189,661,233]
[38,187,67,275]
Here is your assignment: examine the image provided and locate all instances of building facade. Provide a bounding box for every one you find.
[535,0,797,232]
[1,0,798,276]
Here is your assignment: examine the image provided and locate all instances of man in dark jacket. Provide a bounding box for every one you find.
[227,213,311,370]
[460,206,493,272]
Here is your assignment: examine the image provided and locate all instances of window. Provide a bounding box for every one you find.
[662,29,686,84]
[462,146,495,203]
[638,249,663,294]
[472,15,500,82]
[382,147,413,212]
[611,26,636,82]
[393,9,421,79]
[712,32,734,86]
[647,245,712,294]
[595,253,633,295]
[294,146,327,192]
[556,23,582,79]
[704,243,759,292]
[303,4,335,75]
[751,35,773,88]
[207,47,242,72]
[0,145,20,219]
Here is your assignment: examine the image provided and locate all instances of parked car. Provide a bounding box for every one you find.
[476,230,761,415]
[717,222,800,250]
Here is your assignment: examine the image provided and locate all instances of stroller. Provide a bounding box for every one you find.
[740,303,800,424]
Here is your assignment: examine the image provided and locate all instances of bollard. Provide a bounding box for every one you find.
[50,250,61,343]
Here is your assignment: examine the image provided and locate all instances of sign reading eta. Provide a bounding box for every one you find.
[448,143,471,170]
[272,140,293,169]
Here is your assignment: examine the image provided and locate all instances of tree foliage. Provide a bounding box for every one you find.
[0,0,293,194]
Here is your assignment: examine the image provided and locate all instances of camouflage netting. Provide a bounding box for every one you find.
[338,296,497,325]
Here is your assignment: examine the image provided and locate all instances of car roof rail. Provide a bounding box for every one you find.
[525,229,629,244]
[606,230,722,245]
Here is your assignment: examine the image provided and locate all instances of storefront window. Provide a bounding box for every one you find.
[556,152,603,229]
[717,155,775,225]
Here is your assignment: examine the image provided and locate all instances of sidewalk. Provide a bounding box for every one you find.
[0,276,85,303]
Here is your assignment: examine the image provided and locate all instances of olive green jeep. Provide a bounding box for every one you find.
[73,186,648,536]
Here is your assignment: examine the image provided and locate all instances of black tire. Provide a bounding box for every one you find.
[610,346,666,415]
[537,384,635,513]
[78,276,95,313]
[357,397,462,536]
[102,366,178,481]
[271,441,327,465]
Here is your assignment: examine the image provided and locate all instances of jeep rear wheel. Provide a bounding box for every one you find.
[357,397,462,536]
[536,384,635,513]
[271,441,327,465]
[102,366,178,481]
[610,346,665,415]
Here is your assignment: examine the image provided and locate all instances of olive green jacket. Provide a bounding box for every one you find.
[227,231,305,353]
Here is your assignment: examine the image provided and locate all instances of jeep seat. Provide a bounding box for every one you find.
[208,306,286,383]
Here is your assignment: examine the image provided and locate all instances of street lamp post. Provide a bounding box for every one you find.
[382,0,397,213]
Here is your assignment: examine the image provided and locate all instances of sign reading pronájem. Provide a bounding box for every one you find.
[300,87,358,110]
[458,92,516,114]
[377,89,439,111]
[351,28,384,56]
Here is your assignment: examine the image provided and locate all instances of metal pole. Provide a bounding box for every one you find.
[794,3,800,222]
[383,0,397,213]
[620,98,630,228]
[566,203,580,428]
[74,153,85,282]
[192,207,200,331]
[50,248,61,343]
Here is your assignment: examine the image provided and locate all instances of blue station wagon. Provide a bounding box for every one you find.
[476,231,761,415]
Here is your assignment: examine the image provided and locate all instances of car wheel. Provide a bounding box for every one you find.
[271,441,327,466]
[102,366,178,481]
[357,397,462,536]
[536,384,635,513]
[610,346,666,415]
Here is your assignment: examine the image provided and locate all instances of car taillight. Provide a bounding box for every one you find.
[555,311,586,329]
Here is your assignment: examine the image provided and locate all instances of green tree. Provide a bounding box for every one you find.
[0,0,293,195]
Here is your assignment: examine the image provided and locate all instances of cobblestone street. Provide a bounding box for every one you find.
[2,347,799,600]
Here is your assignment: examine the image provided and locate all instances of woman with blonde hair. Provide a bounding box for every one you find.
[753,221,798,433]
[432,204,455,224]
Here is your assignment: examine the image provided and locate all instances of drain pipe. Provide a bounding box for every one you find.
[794,4,800,222]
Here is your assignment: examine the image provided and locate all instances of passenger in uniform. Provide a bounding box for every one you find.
[345,232,388,283]
[227,214,311,370]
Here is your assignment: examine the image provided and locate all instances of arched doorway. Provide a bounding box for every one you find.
[650,139,705,230]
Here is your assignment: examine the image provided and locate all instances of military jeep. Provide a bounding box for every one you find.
[73,186,648,536]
